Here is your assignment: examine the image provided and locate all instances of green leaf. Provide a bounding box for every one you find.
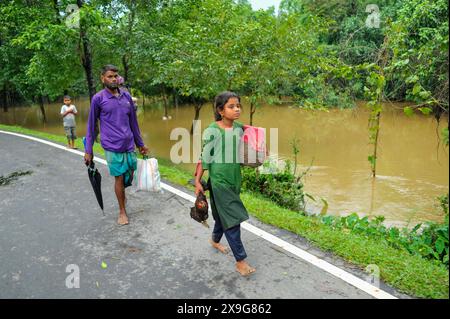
[418,107,432,115]
[321,215,334,226]
[412,223,422,233]
[403,106,414,116]
[412,84,421,95]
[418,91,431,99]
[406,75,419,84]
[319,197,328,216]
[435,238,445,254]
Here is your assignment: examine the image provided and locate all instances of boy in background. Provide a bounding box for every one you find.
[60,95,78,149]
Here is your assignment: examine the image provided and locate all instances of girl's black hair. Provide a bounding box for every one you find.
[214,91,241,121]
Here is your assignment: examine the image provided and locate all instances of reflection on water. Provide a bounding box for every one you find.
[1,98,448,226]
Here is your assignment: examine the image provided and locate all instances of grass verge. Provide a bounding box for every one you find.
[1,124,448,299]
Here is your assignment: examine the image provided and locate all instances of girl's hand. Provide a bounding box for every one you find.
[195,181,204,196]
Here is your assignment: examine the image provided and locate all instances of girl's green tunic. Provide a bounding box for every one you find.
[201,121,249,230]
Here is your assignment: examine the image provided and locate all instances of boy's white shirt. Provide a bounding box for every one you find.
[60,104,77,126]
[60,104,77,115]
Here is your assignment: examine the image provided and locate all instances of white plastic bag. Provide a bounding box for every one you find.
[135,157,161,192]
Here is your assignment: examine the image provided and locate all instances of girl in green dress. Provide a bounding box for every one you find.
[194,91,256,276]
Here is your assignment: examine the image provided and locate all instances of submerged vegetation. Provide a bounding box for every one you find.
[321,194,449,268]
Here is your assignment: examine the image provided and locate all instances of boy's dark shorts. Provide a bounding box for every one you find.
[64,126,77,139]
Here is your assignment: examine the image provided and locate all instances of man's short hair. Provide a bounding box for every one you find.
[64,95,71,100]
[101,64,119,75]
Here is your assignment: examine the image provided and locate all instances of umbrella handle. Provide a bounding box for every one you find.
[85,160,95,169]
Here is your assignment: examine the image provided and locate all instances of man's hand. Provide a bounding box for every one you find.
[84,153,93,166]
[138,145,149,156]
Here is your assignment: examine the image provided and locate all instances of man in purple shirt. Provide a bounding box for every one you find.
[84,64,148,225]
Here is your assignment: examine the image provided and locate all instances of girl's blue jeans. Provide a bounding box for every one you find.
[212,219,247,262]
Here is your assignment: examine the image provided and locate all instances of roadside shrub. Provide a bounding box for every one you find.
[321,194,449,267]
[241,161,305,212]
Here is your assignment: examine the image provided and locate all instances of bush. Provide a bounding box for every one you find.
[241,161,305,212]
[321,194,449,267]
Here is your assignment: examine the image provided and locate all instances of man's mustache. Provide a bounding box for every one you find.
[105,82,118,89]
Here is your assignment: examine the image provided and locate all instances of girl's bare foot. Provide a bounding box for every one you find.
[118,213,129,225]
[209,239,229,254]
[236,260,256,276]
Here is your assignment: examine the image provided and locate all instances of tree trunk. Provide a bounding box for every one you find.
[250,101,256,126]
[77,0,96,102]
[1,85,8,112]
[370,35,389,178]
[7,91,12,110]
[38,95,47,124]
[122,54,129,84]
[173,88,178,109]
[191,102,202,134]
[77,0,98,140]
[227,78,232,91]
[369,176,377,215]
[350,0,358,15]
[371,112,381,178]
[162,88,169,119]
[53,0,60,23]
[121,3,135,84]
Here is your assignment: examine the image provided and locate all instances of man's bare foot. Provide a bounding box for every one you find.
[118,213,129,225]
[236,260,256,276]
[209,239,229,254]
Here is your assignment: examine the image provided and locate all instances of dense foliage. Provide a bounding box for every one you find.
[241,161,305,212]
[321,194,449,267]
[1,0,447,119]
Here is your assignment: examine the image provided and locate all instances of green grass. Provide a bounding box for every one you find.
[242,192,449,298]
[1,123,448,299]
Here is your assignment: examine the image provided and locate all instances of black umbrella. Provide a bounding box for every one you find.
[86,161,104,215]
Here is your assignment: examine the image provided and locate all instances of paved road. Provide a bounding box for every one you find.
[0,132,407,299]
